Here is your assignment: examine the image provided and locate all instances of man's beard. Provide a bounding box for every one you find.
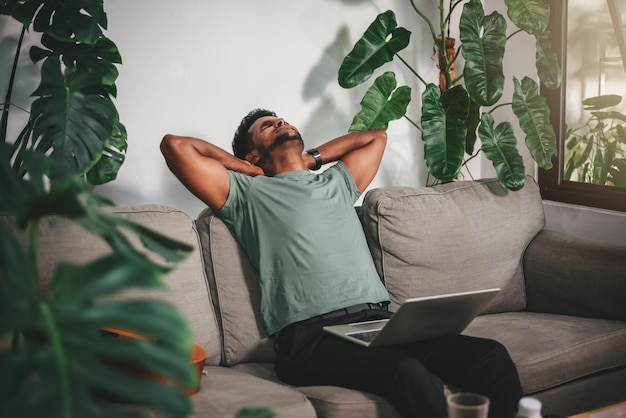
[267,131,304,152]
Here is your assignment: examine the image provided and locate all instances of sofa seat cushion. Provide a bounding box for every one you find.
[296,386,400,418]
[231,363,400,418]
[361,178,545,313]
[463,312,626,394]
[232,362,282,383]
[193,366,316,418]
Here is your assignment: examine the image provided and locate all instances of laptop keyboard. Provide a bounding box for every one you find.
[349,330,381,343]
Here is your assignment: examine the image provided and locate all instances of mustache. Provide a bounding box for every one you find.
[267,131,303,152]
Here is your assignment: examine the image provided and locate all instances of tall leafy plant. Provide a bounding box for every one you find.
[1,0,126,184]
[338,0,562,191]
[0,1,198,417]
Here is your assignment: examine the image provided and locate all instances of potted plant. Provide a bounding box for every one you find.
[1,1,198,416]
[563,94,626,187]
[338,0,562,191]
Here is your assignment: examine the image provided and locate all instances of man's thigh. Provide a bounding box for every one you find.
[400,334,514,388]
[275,310,441,391]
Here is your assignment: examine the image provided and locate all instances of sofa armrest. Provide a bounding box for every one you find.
[523,229,626,321]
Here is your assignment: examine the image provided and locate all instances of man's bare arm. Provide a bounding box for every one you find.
[304,130,387,191]
[160,135,263,210]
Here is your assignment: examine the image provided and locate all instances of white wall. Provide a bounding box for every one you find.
[4,0,622,246]
[98,0,432,217]
[99,0,536,216]
[0,0,538,216]
[1,0,465,217]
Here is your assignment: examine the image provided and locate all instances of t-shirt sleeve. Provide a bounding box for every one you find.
[325,161,362,203]
[216,170,253,225]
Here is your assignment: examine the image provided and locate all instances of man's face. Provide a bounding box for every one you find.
[248,116,303,158]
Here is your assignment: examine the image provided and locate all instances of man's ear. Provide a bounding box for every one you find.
[245,151,260,165]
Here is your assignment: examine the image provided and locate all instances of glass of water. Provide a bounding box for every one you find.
[447,392,490,418]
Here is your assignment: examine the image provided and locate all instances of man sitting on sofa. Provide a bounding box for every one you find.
[160,108,523,418]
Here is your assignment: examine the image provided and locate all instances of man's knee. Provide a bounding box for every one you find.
[392,357,445,389]
[483,338,515,366]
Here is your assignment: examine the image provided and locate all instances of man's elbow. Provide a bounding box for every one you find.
[160,134,183,158]
[374,129,387,146]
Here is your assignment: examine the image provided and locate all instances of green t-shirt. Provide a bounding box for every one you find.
[217,162,389,335]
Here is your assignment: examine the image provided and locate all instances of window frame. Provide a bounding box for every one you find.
[539,0,626,212]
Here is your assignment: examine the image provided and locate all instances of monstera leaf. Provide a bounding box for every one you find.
[421,84,469,181]
[30,57,117,177]
[504,0,549,35]
[12,0,107,44]
[0,0,20,16]
[460,0,506,107]
[512,76,557,169]
[0,145,196,418]
[86,120,127,186]
[338,10,411,89]
[0,232,196,418]
[235,408,277,418]
[348,71,411,133]
[31,34,122,89]
[478,113,526,191]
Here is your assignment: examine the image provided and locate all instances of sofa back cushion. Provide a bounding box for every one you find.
[195,209,275,367]
[361,177,545,313]
[0,205,222,365]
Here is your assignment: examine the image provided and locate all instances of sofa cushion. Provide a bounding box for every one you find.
[193,366,316,418]
[0,205,222,365]
[463,312,626,394]
[296,386,401,418]
[196,209,275,366]
[232,363,401,418]
[361,177,545,312]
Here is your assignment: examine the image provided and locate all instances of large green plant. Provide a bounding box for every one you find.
[0,1,198,417]
[564,94,626,187]
[338,0,562,191]
[1,0,126,184]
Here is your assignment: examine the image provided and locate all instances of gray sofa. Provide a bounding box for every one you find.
[23,177,626,417]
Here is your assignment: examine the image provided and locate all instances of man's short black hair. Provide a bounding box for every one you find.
[232,108,276,159]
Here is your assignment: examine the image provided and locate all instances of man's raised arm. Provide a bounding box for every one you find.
[305,130,387,191]
[160,135,263,210]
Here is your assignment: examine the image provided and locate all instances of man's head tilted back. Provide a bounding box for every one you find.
[232,108,277,160]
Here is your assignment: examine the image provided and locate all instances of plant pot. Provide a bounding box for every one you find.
[102,327,206,396]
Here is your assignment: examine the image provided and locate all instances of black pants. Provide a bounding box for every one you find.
[275,308,523,418]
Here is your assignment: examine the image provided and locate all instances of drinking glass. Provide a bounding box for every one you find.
[447,392,490,418]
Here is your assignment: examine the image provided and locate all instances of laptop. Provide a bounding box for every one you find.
[323,288,500,348]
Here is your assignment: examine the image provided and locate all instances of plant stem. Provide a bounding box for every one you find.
[464,148,482,165]
[488,102,513,113]
[409,0,439,45]
[1,25,26,143]
[40,303,73,417]
[507,29,523,41]
[404,114,422,132]
[450,0,465,16]
[438,0,454,90]
[395,54,428,86]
